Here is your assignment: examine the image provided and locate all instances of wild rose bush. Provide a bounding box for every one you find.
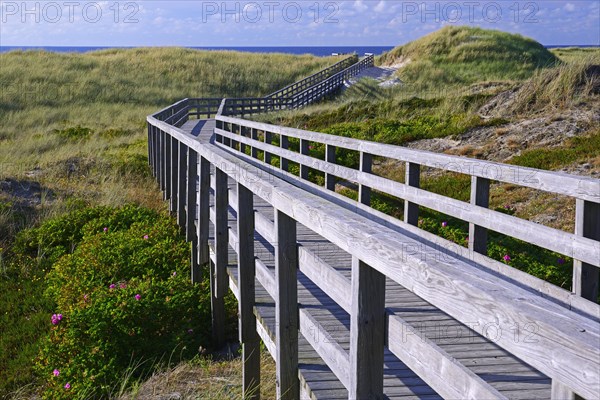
[33,205,211,399]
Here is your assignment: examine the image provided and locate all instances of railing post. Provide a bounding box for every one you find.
[404,162,420,225]
[187,149,198,277]
[275,210,299,400]
[359,152,372,205]
[469,176,490,254]
[280,135,289,172]
[147,123,153,168]
[552,199,598,399]
[164,134,171,201]
[325,144,336,191]
[264,131,273,165]
[349,256,385,399]
[170,137,178,213]
[196,156,210,277]
[186,149,198,242]
[177,142,187,228]
[251,128,259,159]
[212,167,229,348]
[573,199,600,299]
[300,139,310,180]
[238,183,260,399]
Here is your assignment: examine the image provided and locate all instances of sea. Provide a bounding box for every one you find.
[0,45,598,56]
[0,46,394,56]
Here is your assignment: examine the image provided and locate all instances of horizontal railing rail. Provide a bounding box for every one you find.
[213,116,600,299]
[147,96,600,399]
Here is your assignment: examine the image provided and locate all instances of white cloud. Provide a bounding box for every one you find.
[374,1,386,13]
[353,0,368,13]
[564,3,575,12]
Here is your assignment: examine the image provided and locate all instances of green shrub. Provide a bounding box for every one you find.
[31,205,211,399]
[53,125,94,140]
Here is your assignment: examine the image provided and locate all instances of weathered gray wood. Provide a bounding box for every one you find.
[251,128,259,159]
[163,132,171,200]
[469,176,490,255]
[264,131,273,164]
[147,123,153,168]
[177,142,187,228]
[213,128,600,267]
[149,111,599,399]
[186,149,198,242]
[387,314,507,399]
[170,136,178,212]
[216,115,600,203]
[275,210,299,400]
[213,167,229,348]
[300,139,310,180]
[573,199,600,300]
[197,156,210,269]
[299,308,350,388]
[281,135,289,172]
[359,152,372,206]
[209,258,225,348]
[349,257,385,399]
[240,125,248,155]
[237,183,260,399]
[551,381,577,400]
[326,144,336,191]
[404,162,420,226]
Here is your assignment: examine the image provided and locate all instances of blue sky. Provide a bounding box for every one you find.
[0,1,598,46]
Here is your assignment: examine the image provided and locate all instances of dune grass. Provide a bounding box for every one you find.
[0,48,340,398]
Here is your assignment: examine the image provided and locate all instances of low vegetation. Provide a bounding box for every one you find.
[0,48,339,398]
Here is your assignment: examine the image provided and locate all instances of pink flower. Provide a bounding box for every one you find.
[109,284,116,290]
[64,383,71,390]
[83,294,89,301]
[53,369,60,377]
[135,294,141,301]
[103,227,108,232]
[51,314,63,325]
[308,145,314,150]
[441,221,448,227]
[143,235,149,240]
[172,272,177,277]
[187,328,194,334]
[557,257,566,265]
[119,282,127,289]
[503,254,511,263]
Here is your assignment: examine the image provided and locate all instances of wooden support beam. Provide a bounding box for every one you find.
[251,128,259,159]
[163,132,170,200]
[212,167,229,348]
[555,199,600,399]
[177,142,187,228]
[280,135,289,172]
[264,131,272,165]
[186,149,198,242]
[197,156,210,270]
[359,152,372,206]
[147,123,153,168]
[275,210,299,400]
[573,199,600,300]
[325,144,336,191]
[300,139,310,180]
[349,257,385,399]
[404,162,420,225]
[237,183,260,400]
[469,176,490,255]
[170,136,178,213]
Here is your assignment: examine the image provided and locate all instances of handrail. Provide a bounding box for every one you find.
[221,54,375,117]
[146,102,600,398]
[266,54,358,99]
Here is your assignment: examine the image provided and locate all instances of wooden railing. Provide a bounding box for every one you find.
[221,54,375,117]
[147,55,600,399]
[266,54,358,100]
[147,98,600,400]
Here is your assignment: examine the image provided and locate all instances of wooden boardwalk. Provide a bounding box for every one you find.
[147,57,599,399]
[181,119,552,399]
